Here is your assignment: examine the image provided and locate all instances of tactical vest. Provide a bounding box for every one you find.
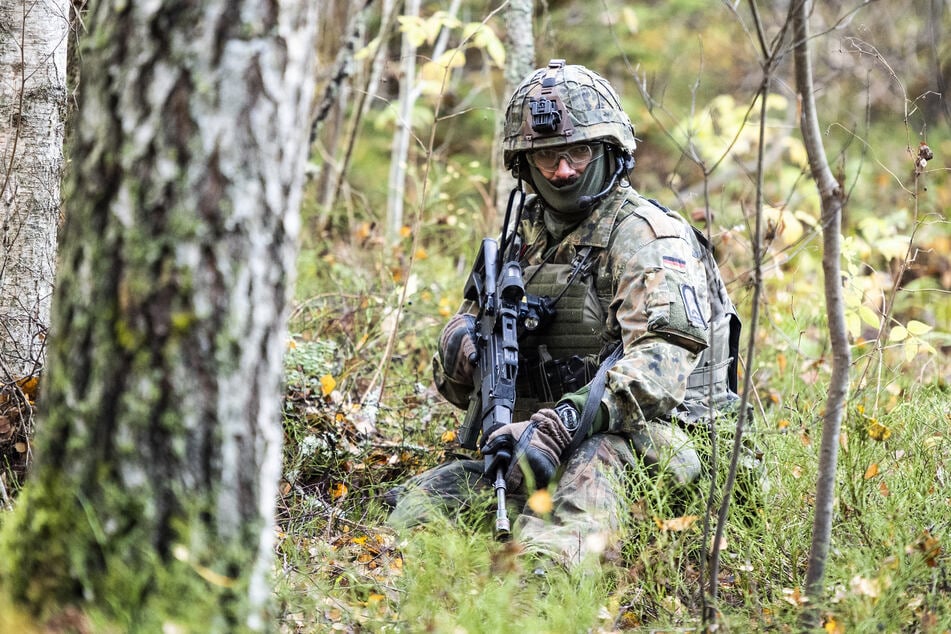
[677,226,742,422]
[515,198,741,423]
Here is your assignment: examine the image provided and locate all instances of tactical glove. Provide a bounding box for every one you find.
[481,407,572,491]
[438,313,478,385]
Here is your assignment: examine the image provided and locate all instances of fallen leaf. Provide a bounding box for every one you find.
[655,515,699,531]
[864,463,880,479]
[320,374,337,397]
[527,489,553,515]
[867,419,892,441]
[850,575,881,598]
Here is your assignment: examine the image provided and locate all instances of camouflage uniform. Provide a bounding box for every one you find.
[386,60,753,568]
[388,185,746,566]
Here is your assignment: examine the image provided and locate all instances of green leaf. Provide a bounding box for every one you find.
[858,305,881,329]
[845,311,861,339]
[889,325,908,342]
[906,320,933,336]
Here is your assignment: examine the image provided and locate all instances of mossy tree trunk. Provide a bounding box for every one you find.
[0,1,317,631]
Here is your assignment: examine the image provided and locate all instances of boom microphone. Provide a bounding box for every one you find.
[577,154,628,210]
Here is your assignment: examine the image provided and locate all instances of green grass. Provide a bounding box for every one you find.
[276,248,951,632]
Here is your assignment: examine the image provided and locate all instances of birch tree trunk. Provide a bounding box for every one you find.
[494,0,535,223]
[0,0,69,382]
[0,1,317,630]
[386,0,420,245]
[790,0,851,625]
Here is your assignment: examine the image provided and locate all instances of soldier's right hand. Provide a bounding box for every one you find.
[481,408,571,491]
[439,313,477,385]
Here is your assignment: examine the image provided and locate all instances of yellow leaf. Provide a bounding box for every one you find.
[331,482,348,500]
[906,319,933,336]
[888,325,908,342]
[867,419,892,441]
[904,340,919,362]
[845,311,861,339]
[527,489,553,515]
[621,6,639,33]
[414,246,428,261]
[777,419,790,431]
[655,515,699,531]
[437,296,453,317]
[399,225,412,239]
[859,305,881,329]
[15,376,39,400]
[440,429,457,443]
[864,463,880,479]
[355,221,372,242]
[320,374,336,396]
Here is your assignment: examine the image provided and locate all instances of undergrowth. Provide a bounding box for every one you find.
[275,239,951,632]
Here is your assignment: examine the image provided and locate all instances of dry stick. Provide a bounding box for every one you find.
[600,2,776,624]
[364,2,510,408]
[704,1,792,625]
[704,74,771,627]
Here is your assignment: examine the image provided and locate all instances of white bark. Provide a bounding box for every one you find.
[494,0,535,221]
[0,0,69,381]
[386,0,420,244]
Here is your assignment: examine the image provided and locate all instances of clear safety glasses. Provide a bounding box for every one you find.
[528,142,601,171]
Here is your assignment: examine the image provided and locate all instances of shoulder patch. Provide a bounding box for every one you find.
[625,198,685,239]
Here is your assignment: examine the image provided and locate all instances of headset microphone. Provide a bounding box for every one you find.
[578,155,627,211]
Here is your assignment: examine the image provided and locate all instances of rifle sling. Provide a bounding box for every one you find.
[565,344,623,457]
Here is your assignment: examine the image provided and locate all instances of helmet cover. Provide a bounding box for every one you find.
[502,59,636,171]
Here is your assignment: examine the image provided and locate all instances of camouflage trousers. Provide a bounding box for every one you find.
[385,419,709,569]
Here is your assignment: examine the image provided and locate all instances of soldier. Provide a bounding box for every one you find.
[386,60,757,568]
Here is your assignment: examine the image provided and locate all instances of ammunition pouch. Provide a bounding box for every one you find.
[517,352,599,405]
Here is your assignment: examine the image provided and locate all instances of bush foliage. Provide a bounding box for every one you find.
[290,1,951,631]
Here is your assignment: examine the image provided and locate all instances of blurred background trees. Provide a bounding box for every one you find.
[308,0,949,381]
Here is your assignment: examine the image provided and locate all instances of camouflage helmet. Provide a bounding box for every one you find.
[502,59,637,171]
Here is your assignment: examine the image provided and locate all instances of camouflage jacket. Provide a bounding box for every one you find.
[437,184,718,435]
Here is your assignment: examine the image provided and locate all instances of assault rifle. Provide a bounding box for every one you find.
[459,237,524,539]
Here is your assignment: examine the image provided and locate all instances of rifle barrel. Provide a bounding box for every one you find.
[493,467,511,540]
